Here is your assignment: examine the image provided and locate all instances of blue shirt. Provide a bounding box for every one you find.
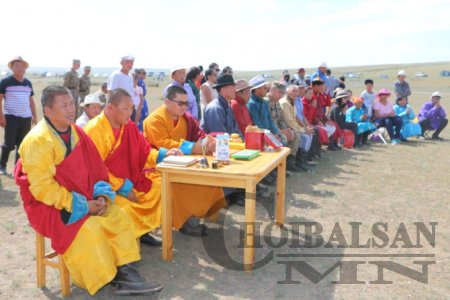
[310,69,328,87]
[200,95,242,138]
[163,80,198,119]
[294,97,305,123]
[138,79,147,96]
[247,95,279,135]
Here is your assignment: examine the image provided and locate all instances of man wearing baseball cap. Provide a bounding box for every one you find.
[0,56,37,175]
[75,94,104,128]
[418,91,447,140]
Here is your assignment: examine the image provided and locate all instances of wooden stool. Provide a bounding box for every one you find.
[35,231,71,297]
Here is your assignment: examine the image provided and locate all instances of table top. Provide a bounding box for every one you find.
[156,147,290,179]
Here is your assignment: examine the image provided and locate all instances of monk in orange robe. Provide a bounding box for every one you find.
[84,88,224,242]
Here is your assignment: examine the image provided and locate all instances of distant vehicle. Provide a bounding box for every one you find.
[344,72,359,79]
[379,74,389,78]
[415,72,428,78]
[262,73,274,79]
[440,70,450,77]
[147,71,155,78]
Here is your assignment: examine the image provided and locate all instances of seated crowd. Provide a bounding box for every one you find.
[2,56,447,296]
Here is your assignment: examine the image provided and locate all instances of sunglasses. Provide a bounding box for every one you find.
[168,98,190,107]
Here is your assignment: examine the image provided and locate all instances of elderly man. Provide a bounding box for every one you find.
[15,85,162,296]
[85,88,216,239]
[163,67,198,119]
[230,79,254,134]
[79,66,91,103]
[267,82,303,172]
[63,59,81,118]
[107,54,134,95]
[418,91,448,140]
[280,85,317,170]
[394,70,411,101]
[76,94,104,128]
[0,56,37,175]
[143,85,225,225]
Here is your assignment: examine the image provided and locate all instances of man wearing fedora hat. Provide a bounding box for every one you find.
[230,79,254,134]
[0,56,37,175]
[201,74,246,205]
[63,59,81,118]
[200,74,241,136]
[75,94,104,128]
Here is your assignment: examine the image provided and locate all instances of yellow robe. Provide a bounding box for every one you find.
[144,106,225,217]
[18,120,139,295]
[84,112,224,235]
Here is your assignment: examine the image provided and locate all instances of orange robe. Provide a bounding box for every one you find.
[144,106,226,219]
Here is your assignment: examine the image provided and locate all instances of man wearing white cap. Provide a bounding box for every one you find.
[418,91,447,140]
[0,56,37,175]
[107,54,134,96]
[162,66,198,119]
[76,94,104,128]
[394,70,411,100]
[311,62,328,88]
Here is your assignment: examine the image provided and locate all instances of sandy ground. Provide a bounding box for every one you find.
[0,66,449,299]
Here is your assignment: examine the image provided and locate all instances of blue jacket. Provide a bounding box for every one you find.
[200,95,242,137]
[247,95,279,135]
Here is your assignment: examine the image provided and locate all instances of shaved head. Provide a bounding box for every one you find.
[108,88,131,106]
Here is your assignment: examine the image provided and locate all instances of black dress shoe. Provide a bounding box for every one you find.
[140,234,162,247]
[112,265,164,295]
[179,223,208,237]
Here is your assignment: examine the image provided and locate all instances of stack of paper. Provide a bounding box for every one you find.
[160,156,199,167]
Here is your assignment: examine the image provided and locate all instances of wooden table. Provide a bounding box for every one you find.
[157,147,290,272]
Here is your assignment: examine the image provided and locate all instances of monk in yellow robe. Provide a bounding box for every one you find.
[15,85,163,296]
[84,88,225,241]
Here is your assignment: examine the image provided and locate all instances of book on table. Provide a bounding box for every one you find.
[160,155,199,167]
[231,149,261,160]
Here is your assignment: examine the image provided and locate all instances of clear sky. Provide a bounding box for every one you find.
[2,0,450,71]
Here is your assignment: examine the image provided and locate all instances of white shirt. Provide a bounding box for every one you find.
[107,70,133,95]
[75,112,90,128]
[131,86,143,108]
[200,81,218,107]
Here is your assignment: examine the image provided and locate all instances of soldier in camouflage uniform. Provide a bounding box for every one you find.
[79,66,91,103]
[63,59,80,118]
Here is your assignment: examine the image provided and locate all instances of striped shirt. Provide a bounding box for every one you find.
[0,75,34,118]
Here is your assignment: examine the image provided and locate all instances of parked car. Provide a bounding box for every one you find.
[344,72,359,78]
[415,72,428,78]
[440,70,450,77]
[379,74,389,78]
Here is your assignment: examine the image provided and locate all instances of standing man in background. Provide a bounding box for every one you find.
[0,56,37,175]
[79,66,92,103]
[63,59,81,118]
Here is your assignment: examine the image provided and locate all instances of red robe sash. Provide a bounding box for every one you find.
[185,112,206,142]
[104,121,152,193]
[14,125,109,254]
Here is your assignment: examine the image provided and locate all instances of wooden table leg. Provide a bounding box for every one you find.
[275,158,286,227]
[161,172,173,261]
[244,180,256,272]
